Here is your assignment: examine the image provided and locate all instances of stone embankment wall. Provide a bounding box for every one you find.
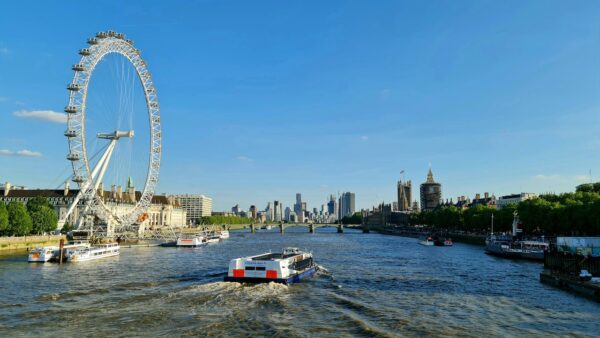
[0,235,65,254]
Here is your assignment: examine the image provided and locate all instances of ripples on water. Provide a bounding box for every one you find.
[1,227,599,337]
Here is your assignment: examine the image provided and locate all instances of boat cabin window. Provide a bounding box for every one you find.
[255,267,265,271]
[245,266,256,271]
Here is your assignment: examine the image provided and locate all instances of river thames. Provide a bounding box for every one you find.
[1,227,599,337]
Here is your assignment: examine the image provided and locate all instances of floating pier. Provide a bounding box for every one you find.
[540,251,600,302]
[540,270,600,303]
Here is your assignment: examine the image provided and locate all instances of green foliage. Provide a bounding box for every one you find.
[199,215,254,225]
[341,212,363,224]
[26,196,53,213]
[26,197,57,234]
[409,187,600,236]
[30,207,58,234]
[0,203,8,235]
[7,202,33,236]
[61,222,75,234]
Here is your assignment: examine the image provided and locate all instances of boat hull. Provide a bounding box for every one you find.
[28,251,55,263]
[485,245,544,261]
[69,251,120,262]
[224,266,318,285]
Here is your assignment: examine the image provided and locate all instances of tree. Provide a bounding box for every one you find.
[61,222,74,234]
[30,207,58,234]
[0,203,8,235]
[7,202,33,236]
[341,212,363,224]
[26,196,53,214]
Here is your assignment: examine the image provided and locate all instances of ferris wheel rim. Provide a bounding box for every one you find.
[65,31,161,228]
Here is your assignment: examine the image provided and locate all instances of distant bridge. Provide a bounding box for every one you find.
[244,223,366,234]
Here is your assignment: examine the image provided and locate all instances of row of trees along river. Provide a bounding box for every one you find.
[409,183,600,236]
[0,197,58,236]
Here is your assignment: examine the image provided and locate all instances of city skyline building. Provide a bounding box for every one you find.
[274,200,282,222]
[339,192,356,218]
[420,168,442,212]
[397,180,412,211]
[249,205,257,219]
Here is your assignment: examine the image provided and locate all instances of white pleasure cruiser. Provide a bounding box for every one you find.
[28,246,60,263]
[27,241,91,263]
[176,233,207,247]
[218,230,230,239]
[66,243,120,262]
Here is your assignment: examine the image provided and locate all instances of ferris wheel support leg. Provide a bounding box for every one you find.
[59,140,117,229]
[76,140,117,229]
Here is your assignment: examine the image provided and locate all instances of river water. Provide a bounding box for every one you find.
[1,227,599,337]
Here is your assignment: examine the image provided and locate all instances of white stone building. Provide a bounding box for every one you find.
[1,181,186,230]
[496,193,537,209]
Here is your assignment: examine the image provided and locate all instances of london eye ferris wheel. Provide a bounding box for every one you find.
[61,31,162,235]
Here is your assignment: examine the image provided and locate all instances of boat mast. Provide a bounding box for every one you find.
[491,213,494,235]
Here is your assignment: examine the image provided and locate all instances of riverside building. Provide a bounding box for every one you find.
[174,194,213,225]
[2,181,187,230]
[497,193,537,209]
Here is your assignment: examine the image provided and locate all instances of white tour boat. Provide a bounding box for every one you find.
[224,247,318,285]
[176,233,207,247]
[66,243,120,262]
[218,230,230,239]
[419,236,435,246]
[28,241,91,263]
[28,246,60,263]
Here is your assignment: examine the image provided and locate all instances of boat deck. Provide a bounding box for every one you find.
[251,253,298,261]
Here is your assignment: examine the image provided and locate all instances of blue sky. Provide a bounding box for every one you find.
[1,1,600,212]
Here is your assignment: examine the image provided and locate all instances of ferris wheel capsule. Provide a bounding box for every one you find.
[64,106,79,114]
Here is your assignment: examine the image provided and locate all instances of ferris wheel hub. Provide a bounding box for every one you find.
[97,130,135,140]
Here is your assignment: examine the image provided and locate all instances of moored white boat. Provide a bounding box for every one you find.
[28,246,59,263]
[28,241,91,263]
[218,230,230,239]
[177,234,206,247]
[66,243,120,262]
[224,247,318,285]
[206,234,220,244]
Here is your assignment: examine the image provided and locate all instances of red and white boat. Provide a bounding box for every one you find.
[176,233,207,247]
[224,247,318,285]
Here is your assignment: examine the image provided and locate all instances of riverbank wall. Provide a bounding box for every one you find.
[368,225,486,245]
[540,270,600,303]
[0,235,66,255]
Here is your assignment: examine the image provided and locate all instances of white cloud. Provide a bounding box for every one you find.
[236,155,253,162]
[0,149,42,157]
[360,135,369,141]
[13,110,67,124]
